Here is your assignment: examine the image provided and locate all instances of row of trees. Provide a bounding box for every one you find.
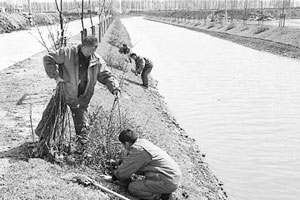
[2,0,297,14]
[0,0,121,14]
[0,0,116,45]
[120,0,297,12]
[51,0,115,47]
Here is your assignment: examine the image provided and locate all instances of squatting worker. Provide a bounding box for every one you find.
[35,36,120,154]
[103,129,182,200]
[129,53,153,89]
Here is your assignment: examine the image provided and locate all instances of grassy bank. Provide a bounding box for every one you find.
[0,16,227,200]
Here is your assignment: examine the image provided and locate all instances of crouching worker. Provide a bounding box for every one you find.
[129,53,153,89]
[103,129,182,200]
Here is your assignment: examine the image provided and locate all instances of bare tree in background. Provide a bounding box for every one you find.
[98,0,106,24]
[30,0,69,52]
[89,0,95,35]
[80,0,87,40]
[55,0,66,47]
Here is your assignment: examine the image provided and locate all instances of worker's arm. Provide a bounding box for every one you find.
[96,56,120,94]
[43,48,67,81]
[113,147,151,180]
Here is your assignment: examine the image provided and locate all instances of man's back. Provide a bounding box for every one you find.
[133,139,182,184]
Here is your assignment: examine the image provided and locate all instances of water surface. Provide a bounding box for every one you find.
[121,17,300,200]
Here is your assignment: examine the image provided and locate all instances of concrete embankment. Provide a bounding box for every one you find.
[146,16,300,60]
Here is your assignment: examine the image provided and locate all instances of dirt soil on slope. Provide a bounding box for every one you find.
[0,17,227,200]
[0,12,61,34]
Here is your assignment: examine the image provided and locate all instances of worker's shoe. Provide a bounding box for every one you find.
[141,84,149,89]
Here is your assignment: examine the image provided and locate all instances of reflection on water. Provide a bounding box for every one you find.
[122,17,300,200]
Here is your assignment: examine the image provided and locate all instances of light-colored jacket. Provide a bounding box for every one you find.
[43,45,120,108]
[114,139,182,185]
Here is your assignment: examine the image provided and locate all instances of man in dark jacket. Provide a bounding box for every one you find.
[103,129,182,200]
[35,36,120,154]
[129,53,153,89]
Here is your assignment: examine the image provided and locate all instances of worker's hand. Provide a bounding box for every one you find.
[55,76,64,84]
[113,90,120,99]
[99,174,113,182]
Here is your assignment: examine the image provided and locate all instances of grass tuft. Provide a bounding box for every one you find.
[207,23,215,29]
[225,23,236,31]
[254,26,269,34]
[240,27,249,32]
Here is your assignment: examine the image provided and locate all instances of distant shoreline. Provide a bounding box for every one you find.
[146,16,300,60]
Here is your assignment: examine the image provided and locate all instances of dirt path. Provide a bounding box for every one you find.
[0,18,226,200]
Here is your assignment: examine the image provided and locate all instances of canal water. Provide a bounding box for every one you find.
[121,17,300,200]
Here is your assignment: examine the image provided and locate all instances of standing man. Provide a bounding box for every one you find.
[129,53,153,89]
[103,129,182,200]
[36,36,120,154]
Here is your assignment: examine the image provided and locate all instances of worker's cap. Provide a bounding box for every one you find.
[129,53,137,57]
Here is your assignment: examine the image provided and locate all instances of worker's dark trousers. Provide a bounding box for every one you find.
[141,64,153,87]
[70,106,89,146]
[128,172,177,200]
